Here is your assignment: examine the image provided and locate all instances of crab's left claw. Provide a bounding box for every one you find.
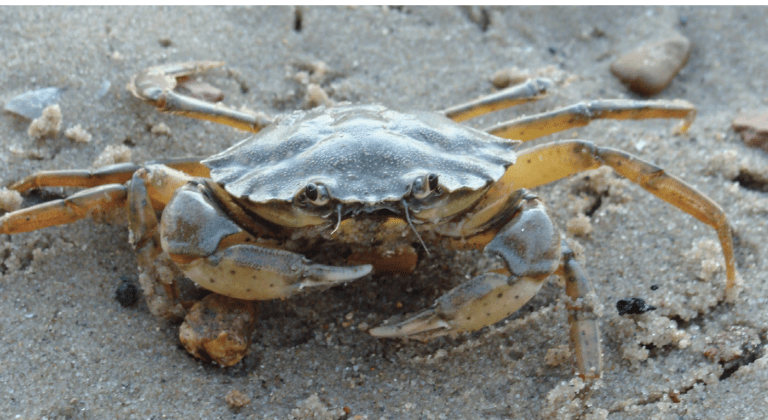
[371,196,561,342]
[369,272,545,341]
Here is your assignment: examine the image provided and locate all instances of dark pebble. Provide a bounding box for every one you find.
[116,277,139,307]
[617,297,656,316]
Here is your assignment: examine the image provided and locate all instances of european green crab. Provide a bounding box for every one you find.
[1,62,736,377]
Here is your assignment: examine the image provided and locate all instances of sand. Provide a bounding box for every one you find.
[1,6,767,420]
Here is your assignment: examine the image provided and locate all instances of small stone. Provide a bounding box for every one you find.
[616,297,656,316]
[732,113,768,153]
[179,294,257,367]
[610,35,691,96]
[115,276,139,307]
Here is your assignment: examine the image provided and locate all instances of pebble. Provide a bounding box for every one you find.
[610,35,691,96]
[732,113,768,153]
[115,277,139,308]
[616,297,657,316]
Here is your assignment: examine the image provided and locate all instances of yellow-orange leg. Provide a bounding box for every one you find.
[129,61,273,133]
[487,99,696,142]
[557,242,602,380]
[503,140,736,294]
[441,78,553,122]
[9,157,209,194]
[0,184,127,235]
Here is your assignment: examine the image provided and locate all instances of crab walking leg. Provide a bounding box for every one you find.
[159,182,372,301]
[9,158,210,193]
[486,99,696,142]
[0,184,127,235]
[557,242,602,380]
[130,61,273,133]
[441,78,553,122]
[506,140,737,293]
[370,196,560,341]
[10,163,140,193]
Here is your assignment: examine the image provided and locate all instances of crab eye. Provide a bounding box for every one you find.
[305,182,330,206]
[412,173,439,199]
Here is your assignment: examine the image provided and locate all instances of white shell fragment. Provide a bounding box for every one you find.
[4,87,62,120]
[204,104,519,204]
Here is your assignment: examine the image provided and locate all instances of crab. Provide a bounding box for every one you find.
[1,61,736,378]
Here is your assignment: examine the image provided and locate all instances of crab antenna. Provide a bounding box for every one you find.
[401,200,430,256]
[330,203,343,235]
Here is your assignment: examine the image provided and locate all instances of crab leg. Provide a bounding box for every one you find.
[557,241,602,380]
[486,99,696,142]
[9,157,210,193]
[130,61,273,133]
[0,163,196,235]
[501,140,737,293]
[441,78,553,122]
[0,184,127,234]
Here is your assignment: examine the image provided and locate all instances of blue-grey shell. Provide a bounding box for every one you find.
[203,104,518,204]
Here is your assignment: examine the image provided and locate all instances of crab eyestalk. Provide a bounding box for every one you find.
[411,173,439,199]
[305,182,331,206]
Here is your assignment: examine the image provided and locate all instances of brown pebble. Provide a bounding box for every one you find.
[732,113,768,153]
[179,294,257,367]
[610,35,691,96]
